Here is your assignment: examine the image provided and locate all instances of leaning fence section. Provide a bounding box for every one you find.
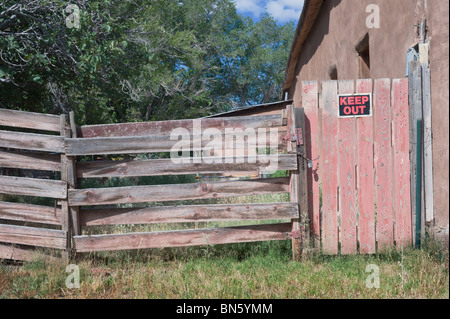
[0,109,71,261]
[64,110,304,257]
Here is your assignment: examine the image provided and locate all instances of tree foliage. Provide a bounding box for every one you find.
[0,0,295,124]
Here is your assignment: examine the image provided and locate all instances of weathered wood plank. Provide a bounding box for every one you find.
[421,65,434,225]
[0,224,66,249]
[0,130,64,153]
[79,114,284,138]
[321,81,339,254]
[338,80,357,254]
[374,79,394,250]
[0,150,61,171]
[392,79,412,247]
[65,131,287,156]
[408,61,423,248]
[356,79,376,254]
[80,203,298,226]
[68,177,290,206]
[302,81,320,246]
[0,175,67,199]
[0,243,58,262]
[76,154,297,178]
[0,201,61,225]
[74,223,292,252]
[0,108,61,132]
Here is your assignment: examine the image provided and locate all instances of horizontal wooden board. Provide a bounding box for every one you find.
[0,176,67,199]
[69,177,290,206]
[74,223,292,252]
[80,202,298,226]
[65,130,288,156]
[80,114,284,138]
[0,224,66,249]
[0,108,61,132]
[0,130,64,153]
[0,201,62,225]
[0,150,61,171]
[0,243,58,262]
[76,154,297,178]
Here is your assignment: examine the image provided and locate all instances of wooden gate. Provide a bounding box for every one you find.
[302,79,412,254]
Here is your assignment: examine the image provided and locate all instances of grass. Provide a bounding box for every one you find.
[0,239,448,299]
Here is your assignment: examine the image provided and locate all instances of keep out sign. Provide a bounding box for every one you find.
[338,93,372,117]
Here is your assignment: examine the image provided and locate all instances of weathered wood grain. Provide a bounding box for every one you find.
[0,224,66,249]
[68,177,290,206]
[80,202,298,226]
[421,66,434,225]
[65,130,286,156]
[79,114,284,138]
[74,223,292,252]
[76,154,297,178]
[0,243,58,262]
[0,130,64,153]
[356,79,376,254]
[321,81,339,254]
[408,61,423,248]
[0,175,67,199]
[374,79,394,250]
[0,108,61,132]
[0,150,61,171]
[302,81,320,246]
[338,80,357,255]
[0,201,61,225]
[392,79,412,247]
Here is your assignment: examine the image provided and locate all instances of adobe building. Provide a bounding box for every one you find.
[283,0,449,245]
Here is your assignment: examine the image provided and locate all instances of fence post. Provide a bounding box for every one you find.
[60,114,72,261]
[289,106,309,260]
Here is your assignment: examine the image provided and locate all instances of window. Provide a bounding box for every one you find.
[356,33,370,79]
[329,65,338,80]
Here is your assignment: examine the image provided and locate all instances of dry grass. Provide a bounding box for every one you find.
[1,240,448,299]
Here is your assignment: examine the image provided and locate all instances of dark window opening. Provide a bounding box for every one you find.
[329,65,338,80]
[356,33,370,79]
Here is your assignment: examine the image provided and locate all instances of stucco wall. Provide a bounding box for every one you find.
[288,0,448,244]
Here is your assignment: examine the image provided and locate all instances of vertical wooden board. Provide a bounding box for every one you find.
[356,79,376,254]
[321,81,339,254]
[392,79,412,247]
[374,79,394,250]
[302,81,320,246]
[338,80,357,254]
[421,66,434,225]
[408,61,423,248]
[288,105,301,260]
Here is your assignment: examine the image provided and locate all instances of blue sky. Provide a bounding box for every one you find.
[233,0,304,23]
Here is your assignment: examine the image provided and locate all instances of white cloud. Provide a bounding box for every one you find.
[234,0,304,23]
[234,0,265,18]
[266,0,304,23]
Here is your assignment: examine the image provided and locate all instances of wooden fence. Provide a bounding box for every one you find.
[0,109,71,261]
[302,79,412,254]
[1,106,307,261]
[0,78,416,261]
